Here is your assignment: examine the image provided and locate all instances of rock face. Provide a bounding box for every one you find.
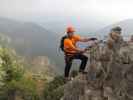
[62,34,133,100]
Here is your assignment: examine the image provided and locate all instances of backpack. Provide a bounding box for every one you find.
[59,35,68,52]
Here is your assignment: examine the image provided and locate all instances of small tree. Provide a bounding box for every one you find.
[0,47,39,100]
[43,75,65,100]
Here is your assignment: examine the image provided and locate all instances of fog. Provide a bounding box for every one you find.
[0,0,133,32]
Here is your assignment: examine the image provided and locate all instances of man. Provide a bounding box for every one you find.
[63,26,97,80]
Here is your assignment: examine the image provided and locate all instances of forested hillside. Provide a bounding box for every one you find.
[0,33,65,100]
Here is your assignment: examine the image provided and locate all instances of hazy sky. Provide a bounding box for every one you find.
[0,0,133,32]
[1,0,133,21]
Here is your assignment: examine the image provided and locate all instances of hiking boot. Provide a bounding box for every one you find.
[79,70,88,75]
[78,71,88,80]
[64,77,72,83]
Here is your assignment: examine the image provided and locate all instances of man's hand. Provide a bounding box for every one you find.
[90,38,97,41]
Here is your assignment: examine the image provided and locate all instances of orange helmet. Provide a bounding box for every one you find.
[66,26,75,33]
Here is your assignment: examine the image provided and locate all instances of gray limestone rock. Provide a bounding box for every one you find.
[62,34,133,100]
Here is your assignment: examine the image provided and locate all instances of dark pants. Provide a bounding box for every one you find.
[64,53,88,77]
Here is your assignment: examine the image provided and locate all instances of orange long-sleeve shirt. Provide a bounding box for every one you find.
[64,34,81,54]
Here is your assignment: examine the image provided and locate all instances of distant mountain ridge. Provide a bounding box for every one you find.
[0,17,57,54]
[0,17,62,71]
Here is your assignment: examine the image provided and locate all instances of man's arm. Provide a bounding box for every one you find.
[68,42,85,53]
[79,37,97,42]
[64,40,85,53]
